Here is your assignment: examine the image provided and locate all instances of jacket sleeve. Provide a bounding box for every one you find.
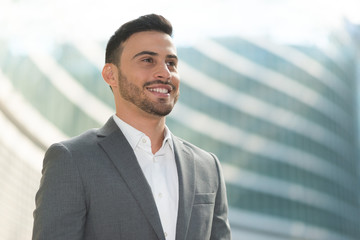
[32,143,86,240]
[210,153,232,240]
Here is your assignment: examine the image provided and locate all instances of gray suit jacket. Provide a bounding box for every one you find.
[32,117,231,240]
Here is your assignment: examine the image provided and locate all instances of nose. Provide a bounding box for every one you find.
[154,63,171,80]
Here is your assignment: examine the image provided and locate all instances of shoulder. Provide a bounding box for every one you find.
[61,128,99,149]
[54,116,119,152]
[44,128,100,160]
[173,135,221,170]
[173,136,225,196]
[174,136,217,157]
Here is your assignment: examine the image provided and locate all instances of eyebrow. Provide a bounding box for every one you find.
[132,51,178,60]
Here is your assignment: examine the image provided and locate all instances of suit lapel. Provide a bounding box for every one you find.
[173,136,195,240]
[97,118,165,240]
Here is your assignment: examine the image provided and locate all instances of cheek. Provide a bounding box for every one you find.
[125,71,147,87]
[172,74,180,88]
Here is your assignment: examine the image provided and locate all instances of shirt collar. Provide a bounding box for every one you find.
[112,114,173,152]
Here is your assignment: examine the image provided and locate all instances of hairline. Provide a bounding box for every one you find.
[112,30,173,67]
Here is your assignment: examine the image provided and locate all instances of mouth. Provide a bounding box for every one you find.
[147,87,171,94]
[145,82,174,96]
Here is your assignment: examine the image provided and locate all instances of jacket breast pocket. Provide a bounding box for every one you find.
[193,192,216,205]
[188,193,216,239]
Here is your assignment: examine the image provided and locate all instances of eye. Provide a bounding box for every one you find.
[166,61,177,67]
[142,58,154,63]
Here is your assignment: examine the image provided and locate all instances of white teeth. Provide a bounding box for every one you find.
[149,88,168,94]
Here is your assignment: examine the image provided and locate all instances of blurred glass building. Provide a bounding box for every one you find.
[0,22,359,240]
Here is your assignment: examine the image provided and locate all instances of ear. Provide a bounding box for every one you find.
[102,63,118,88]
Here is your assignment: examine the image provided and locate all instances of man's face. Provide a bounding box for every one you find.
[116,31,180,117]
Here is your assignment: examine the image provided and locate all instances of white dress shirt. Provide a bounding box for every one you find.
[112,115,179,240]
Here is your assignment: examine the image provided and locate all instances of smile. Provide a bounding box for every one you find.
[148,88,170,94]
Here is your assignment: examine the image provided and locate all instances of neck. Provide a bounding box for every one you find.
[116,109,166,154]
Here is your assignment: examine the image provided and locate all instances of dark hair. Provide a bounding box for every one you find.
[105,14,173,65]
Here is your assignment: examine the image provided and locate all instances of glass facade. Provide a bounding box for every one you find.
[0,23,359,239]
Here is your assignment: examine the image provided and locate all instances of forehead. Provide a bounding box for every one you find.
[120,31,177,58]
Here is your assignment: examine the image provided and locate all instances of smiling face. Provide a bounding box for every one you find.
[115,31,180,117]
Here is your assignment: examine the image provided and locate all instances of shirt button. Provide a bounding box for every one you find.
[158,193,163,198]
[164,232,168,237]
[142,138,146,143]
[153,157,157,163]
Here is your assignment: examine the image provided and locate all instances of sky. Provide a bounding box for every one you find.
[1,0,360,48]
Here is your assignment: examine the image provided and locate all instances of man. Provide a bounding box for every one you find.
[32,14,231,240]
